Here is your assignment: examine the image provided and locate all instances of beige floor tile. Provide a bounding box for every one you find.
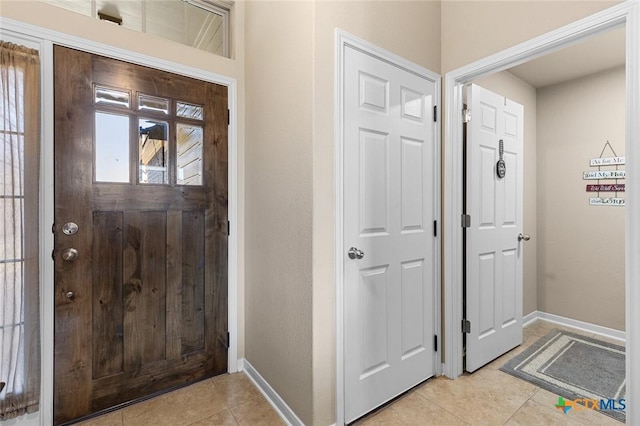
[505,399,586,426]
[523,319,595,340]
[230,397,285,426]
[122,379,227,426]
[484,343,528,370]
[357,391,469,426]
[189,409,239,426]
[76,411,123,426]
[523,319,556,339]
[416,369,537,425]
[213,372,262,408]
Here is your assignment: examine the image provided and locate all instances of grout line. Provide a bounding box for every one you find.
[412,388,472,425]
[501,387,543,425]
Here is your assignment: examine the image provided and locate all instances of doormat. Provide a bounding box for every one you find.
[500,329,625,422]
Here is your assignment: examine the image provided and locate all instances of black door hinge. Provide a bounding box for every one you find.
[227,109,230,125]
[462,319,471,334]
[433,220,437,237]
[433,105,437,122]
[434,335,438,352]
[227,220,230,236]
[226,331,230,348]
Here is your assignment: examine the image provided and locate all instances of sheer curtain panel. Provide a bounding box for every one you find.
[0,41,41,420]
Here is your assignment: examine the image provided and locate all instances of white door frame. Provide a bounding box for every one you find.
[443,1,640,423]
[1,18,240,426]
[335,29,441,426]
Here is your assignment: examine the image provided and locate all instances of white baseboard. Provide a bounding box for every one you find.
[523,310,626,342]
[241,359,305,426]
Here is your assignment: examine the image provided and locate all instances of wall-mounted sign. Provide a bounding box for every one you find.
[586,184,625,192]
[590,156,625,166]
[583,170,626,180]
[589,197,625,206]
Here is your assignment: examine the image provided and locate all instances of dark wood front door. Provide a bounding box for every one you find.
[53,45,228,425]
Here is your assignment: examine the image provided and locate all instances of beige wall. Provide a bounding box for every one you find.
[537,66,625,331]
[473,71,538,316]
[3,1,628,425]
[441,0,619,73]
[244,1,314,424]
[243,1,442,423]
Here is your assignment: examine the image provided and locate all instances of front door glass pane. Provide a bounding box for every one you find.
[95,112,130,183]
[95,87,130,108]
[176,123,203,186]
[139,119,169,184]
[176,101,204,120]
[138,94,170,115]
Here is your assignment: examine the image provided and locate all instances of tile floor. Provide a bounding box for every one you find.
[77,373,284,426]
[356,319,624,425]
[80,319,624,426]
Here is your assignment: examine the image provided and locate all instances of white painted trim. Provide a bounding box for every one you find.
[627,2,640,426]
[334,29,441,426]
[241,359,304,426]
[522,311,538,327]
[443,2,639,424]
[523,311,626,342]
[1,17,241,424]
[236,357,245,372]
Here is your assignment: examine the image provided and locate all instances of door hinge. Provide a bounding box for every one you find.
[434,335,438,352]
[433,105,437,122]
[433,220,437,237]
[463,108,471,123]
[227,220,230,236]
[462,319,471,334]
[461,214,471,228]
[226,331,230,348]
[227,109,230,125]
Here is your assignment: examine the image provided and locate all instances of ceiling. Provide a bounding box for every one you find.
[508,26,626,89]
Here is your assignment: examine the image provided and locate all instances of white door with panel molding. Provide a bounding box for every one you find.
[343,44,438,422]
[465,84,525,372]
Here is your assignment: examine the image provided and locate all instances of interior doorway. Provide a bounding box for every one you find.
[444,2,640,423]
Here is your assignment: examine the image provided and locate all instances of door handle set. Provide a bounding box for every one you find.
[348,247,365,260]
[518,233,531,242]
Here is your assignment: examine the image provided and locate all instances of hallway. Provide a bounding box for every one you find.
[80,320,623,425]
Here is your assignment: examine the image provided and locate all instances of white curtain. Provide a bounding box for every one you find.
[0,41,40,420]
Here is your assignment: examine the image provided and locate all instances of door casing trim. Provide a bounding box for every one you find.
[334,29,442,426]
[443,2,640,424]
[1,18,240,426]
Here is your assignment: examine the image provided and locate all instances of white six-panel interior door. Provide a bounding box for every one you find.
[465,84,525,372]
[343,43,439,422]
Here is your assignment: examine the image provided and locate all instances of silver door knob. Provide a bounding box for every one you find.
[65,291,75,300]
[62,222,79,236]
[518,233,531,242]
[348,247,365,260]
[61,248,79,262]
